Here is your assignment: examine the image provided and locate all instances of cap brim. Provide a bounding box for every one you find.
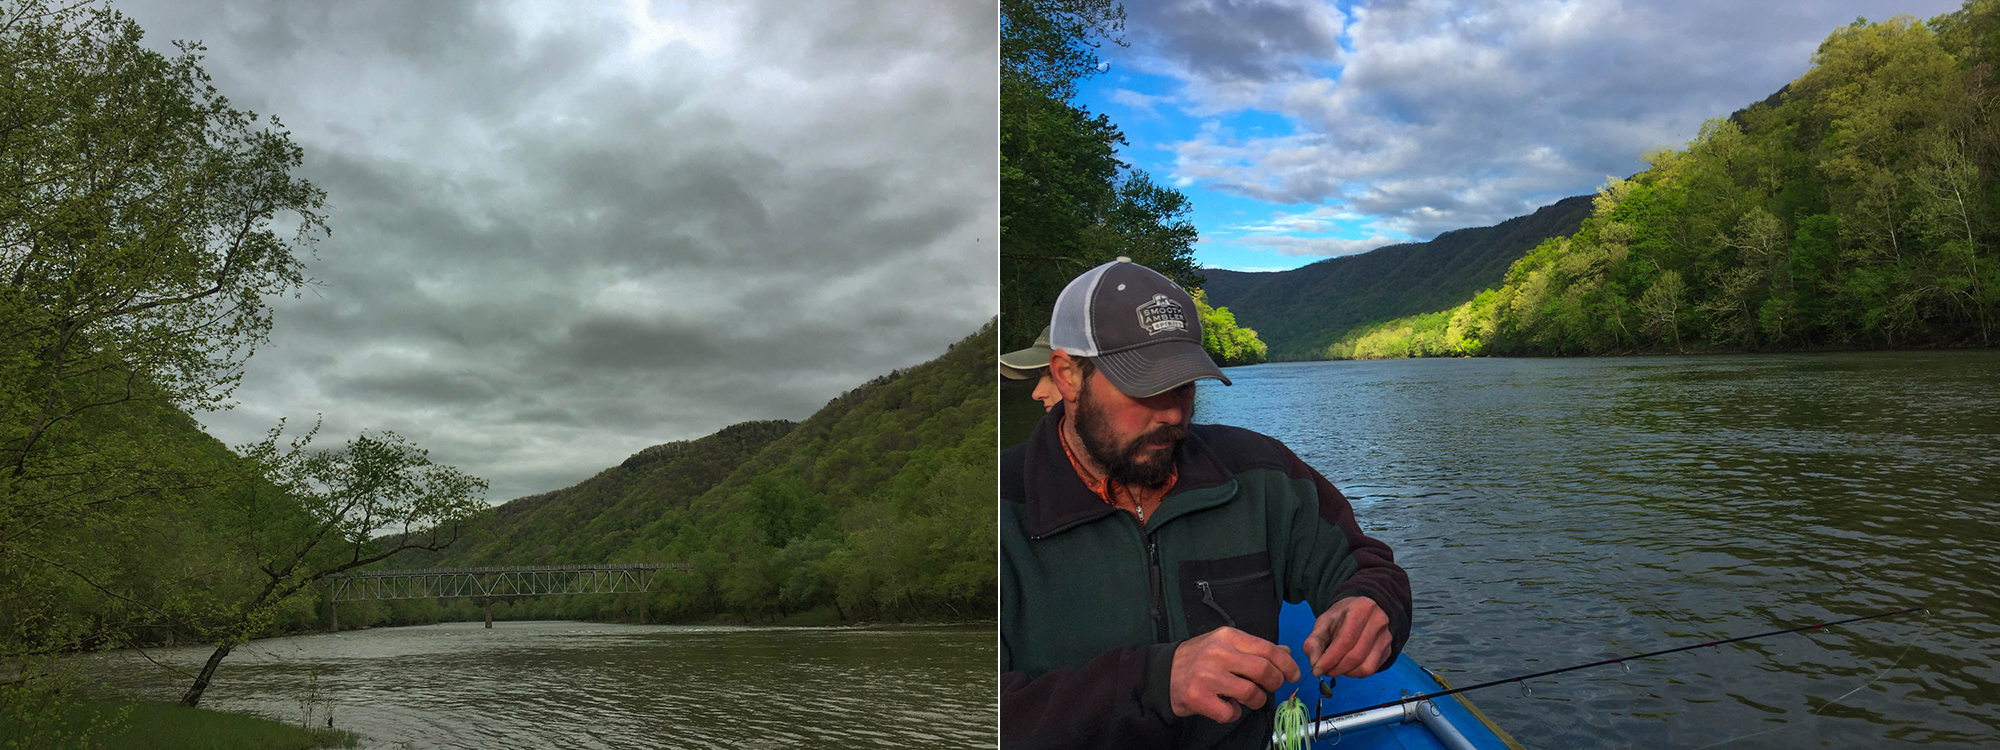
[999,344,1051,380]
[999,362,1042,380]
[1094,340,1231,398]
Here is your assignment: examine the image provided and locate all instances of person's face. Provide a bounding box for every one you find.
[1031,373,1061,411]
[1071,371,1195,488]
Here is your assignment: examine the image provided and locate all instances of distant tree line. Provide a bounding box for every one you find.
[1326,2,2000,359]
[1194,290,1267,367]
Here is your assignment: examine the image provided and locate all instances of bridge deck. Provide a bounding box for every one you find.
[325,563,688,602]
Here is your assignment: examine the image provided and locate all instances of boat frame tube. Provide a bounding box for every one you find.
[1273,699,1479,750]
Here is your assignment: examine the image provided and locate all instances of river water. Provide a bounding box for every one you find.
[1137,351,1995,748]
[88,622,995,749]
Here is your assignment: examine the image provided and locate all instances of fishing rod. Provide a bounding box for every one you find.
[1272,606,1925,748]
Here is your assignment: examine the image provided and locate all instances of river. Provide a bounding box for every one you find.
[88,622,995,749]
[1006,350,1998,748]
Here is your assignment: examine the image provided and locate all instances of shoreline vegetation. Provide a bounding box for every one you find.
[1,699,357,750]
[1257,3,2000,363]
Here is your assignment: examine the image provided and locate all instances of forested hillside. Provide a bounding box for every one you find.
[1321,3,2000,359]
[389,323,998,625]
[1202,195,1592,359]
[421,420,797,567]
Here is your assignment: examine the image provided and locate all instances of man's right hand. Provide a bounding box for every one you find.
[1168,627,1302,724]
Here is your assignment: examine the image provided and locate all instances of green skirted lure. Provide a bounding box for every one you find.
[1272,695,1312,750]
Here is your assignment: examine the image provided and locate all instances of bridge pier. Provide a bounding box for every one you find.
[484,598,493,629]
[326,585,339,632]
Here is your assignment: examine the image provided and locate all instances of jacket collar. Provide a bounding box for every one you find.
[1022,402,1239,539]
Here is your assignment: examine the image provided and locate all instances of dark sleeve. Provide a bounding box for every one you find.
[1000,643,1180,750]
[1301,458,1412,665]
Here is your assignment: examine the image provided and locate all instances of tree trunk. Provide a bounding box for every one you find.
[180,643,233,707]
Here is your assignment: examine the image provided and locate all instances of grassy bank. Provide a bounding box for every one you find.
[1,699,357,750]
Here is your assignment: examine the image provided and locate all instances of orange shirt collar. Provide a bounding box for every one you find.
[1058,415,1178,507]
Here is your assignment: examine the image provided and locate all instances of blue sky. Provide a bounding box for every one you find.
[1072,0,1963,272]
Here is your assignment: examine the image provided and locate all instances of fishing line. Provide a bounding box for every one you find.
[1686,607,1933,750]
[1318,606,1924,723]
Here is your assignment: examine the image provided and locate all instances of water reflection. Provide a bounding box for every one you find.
[1195,352,1999,747]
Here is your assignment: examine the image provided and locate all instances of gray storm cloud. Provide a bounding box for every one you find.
[112,0,997,502]
[1119,0,1962,250]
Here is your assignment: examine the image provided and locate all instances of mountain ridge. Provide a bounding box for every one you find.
[1203,195,1595,360]
[389,322,998,623]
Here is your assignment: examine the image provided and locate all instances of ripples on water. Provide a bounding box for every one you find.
[1192,352,1999,748]
[89,622,995,749]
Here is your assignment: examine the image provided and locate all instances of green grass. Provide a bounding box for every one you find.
[0,698,358,750]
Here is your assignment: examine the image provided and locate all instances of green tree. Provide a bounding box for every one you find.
[0,3,492,729]
[1192,289,1267,366]
[178,425,488,707]
[1001,0,1202,350]
[1,0,329,724]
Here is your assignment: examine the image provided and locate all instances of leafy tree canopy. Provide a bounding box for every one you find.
[1192,289,1267,367]
[0,1,484,733]
[1001,0,1202,351]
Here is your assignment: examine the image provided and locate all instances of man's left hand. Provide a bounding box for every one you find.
[1302,597,1393,678]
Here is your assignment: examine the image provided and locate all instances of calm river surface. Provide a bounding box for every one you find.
[89,622,995,749]
[1008,351,2000,747]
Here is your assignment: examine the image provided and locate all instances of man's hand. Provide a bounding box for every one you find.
[1302,597,1393,678]
[1169,626,1301,724]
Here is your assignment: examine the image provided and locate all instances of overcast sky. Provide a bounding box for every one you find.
[1073,0,1964,272]
[114,0,997,503]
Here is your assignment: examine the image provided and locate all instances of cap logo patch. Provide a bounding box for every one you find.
[1136,294,1187,335]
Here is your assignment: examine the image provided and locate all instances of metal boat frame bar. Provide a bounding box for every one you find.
[1274,699,1479,750]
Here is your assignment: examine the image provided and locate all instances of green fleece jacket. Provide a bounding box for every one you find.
[1000,404,1413,750]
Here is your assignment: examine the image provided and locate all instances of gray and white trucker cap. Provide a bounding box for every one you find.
[1049,257,1230,398]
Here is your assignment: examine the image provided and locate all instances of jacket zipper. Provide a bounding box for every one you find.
[1194,580,1238,629]
[1195,569,1270,629]
[1145,532,1168,643]
[1202,569,1273,587]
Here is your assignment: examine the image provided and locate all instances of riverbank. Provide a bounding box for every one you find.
[1300,324,1997,362]
[2,698,357,749]
[76,620,999,748]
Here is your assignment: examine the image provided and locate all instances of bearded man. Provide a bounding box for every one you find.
[999,259,1412,750]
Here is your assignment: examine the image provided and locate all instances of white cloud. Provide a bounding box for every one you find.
[1118,0,1963,240]
[1108,88,1171,119]
[1237,234,1401,258]
[114,0,998,502]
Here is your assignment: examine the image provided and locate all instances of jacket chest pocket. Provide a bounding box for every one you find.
[1178,551,1279,643]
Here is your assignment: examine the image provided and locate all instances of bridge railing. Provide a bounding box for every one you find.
[324,563,689,602]
[329,562,690,580]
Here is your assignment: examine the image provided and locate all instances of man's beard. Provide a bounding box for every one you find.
[1073,381,1190,489]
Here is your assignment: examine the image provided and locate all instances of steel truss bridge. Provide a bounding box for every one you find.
[322,563,689,628]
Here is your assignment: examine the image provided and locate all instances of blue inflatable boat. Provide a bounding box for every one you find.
[1273,602,1521,750]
